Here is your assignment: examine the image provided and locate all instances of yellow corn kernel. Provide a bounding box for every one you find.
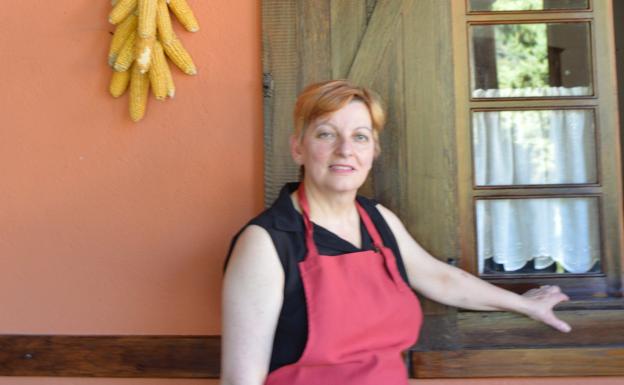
[135,36,155,74]
[113,30,137,72]
[163,38,197,75]
[168,0,199,32]
[109,69,131,97]
[129,65,150,122]
[109,0,137,24]
[137,0,157,38]
[108,14,138,66]
[156,0,175,44]
[149,41,172,100]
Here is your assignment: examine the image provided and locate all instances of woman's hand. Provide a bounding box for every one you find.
[521,285,571,333]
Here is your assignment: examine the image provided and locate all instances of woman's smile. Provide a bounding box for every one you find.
[329,164,356,172]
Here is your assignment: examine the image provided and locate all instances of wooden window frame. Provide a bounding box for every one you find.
[466,0,592,14]
[455,0,623,298]
[405,0,624,377]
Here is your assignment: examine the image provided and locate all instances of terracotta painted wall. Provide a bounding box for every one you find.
[0,1,621,385]
[0,0,260,384]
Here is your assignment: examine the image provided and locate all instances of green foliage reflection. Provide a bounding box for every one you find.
[495,23,549,89]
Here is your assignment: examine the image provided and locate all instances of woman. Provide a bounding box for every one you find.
[221,80,570,385]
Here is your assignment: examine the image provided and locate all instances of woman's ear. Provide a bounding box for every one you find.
[290,134,304,165]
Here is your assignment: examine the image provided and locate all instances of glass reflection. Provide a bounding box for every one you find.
[471,22,592,98]
[476,197,601,275]
[472,109,597,186]
[470,0,589,12]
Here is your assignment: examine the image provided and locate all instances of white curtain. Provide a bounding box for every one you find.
[473,86,600,274]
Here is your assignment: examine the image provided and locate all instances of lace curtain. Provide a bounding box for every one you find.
[473,86,600,274]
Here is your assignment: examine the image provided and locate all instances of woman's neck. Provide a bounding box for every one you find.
[292,181,359,224]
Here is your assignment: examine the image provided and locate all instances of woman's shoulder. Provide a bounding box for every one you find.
[225,183,304,269]
[356,195,395,224]
[356,195,407,239]
[249,182,302,233]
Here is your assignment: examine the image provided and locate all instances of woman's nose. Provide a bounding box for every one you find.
[335,136,353,156]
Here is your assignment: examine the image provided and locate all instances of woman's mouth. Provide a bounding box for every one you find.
[329,165,355,172]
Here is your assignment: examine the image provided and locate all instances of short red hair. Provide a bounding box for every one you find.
[293,80,386,155]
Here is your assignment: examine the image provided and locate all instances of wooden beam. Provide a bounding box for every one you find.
[1,332,624,378]
[458,309,624,349]
[0,335,220,378]
[413,308,624,352]
[412,347,624,378]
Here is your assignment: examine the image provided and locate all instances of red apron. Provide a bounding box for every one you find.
[265,185,423,385]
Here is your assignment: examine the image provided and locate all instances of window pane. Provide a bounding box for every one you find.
[476,197,601,275]
[472,109,597,186]
[469,0,589,12]
[470,22,593,98]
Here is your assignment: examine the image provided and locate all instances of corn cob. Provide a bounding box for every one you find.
[138,0,157,38]
[149,41,172,100]
[109,69,131,97]
[129,65,150,122]
[164,65,175,98]
[163,37,197,75]
[135,36,156,73]
[109,0,137,24]
[156,0,175,44]
[108,14,138,66]
[113,30,137,72]
[168,0,199,32]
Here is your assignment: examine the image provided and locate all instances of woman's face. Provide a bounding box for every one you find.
[291,100,375,195]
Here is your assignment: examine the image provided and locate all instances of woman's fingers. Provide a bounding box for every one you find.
[545,313,572,333]
[522,285,572,333]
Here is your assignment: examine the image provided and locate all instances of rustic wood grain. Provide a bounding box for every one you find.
[0,335,220,378]
[347,0,408,85]
[457,309,624,348]
[330,0,367,79]
[402,0,459,264]
[593,0,624,298]
[2,332,623,378]
[297,0,332,87]
[262,0,300,204]
[369,19,407,210]
[412,347,624,377]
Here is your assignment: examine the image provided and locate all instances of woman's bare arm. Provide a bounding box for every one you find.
[377,204,571,333]
[221,225,285,385]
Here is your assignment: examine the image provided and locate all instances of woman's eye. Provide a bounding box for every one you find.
[354,134,369,142]
[317,132,334,139]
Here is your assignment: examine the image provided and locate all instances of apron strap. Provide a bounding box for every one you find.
[297,183,320,257]
[355,203,385,250]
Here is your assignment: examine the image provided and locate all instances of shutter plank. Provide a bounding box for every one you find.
[347,0,408,85]
[330,0,367,79]
[298,0,332,86]
[263,0,300,204]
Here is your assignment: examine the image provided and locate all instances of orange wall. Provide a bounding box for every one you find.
[0,1,621,385]
[0,0,260,384]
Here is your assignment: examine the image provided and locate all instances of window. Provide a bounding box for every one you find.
[455,0,623,299]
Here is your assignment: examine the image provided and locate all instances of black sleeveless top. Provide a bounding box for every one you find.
[225,182,410,372]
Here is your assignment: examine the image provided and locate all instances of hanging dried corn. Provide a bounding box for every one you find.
[107,0,199,122]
